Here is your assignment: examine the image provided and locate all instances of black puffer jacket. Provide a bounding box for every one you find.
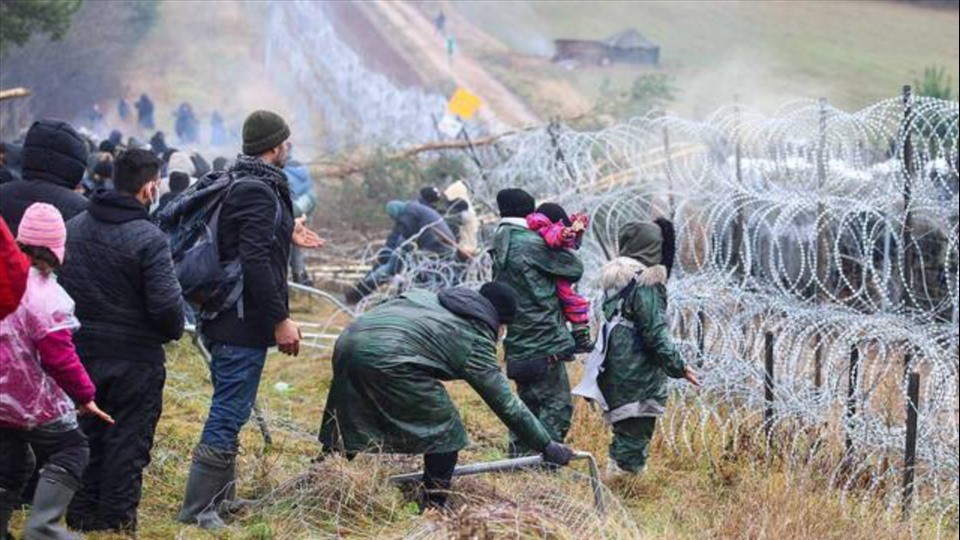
[60,190,185,364]
[200,155,295,348]
[0,120,89,232]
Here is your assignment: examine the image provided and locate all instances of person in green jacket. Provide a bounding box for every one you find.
[490,189,585,456]
[318,283,575,510]
[576,219,700,477]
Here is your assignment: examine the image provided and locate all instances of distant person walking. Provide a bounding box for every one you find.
[135,94,155,131]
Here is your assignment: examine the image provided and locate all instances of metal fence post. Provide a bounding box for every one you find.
[845,345,860,456]
[764,332,775,438]
[902,371,920,520]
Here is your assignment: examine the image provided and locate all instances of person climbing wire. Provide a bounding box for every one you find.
[346,199,464,304]
[491,189,583,457]
[573,219,700,478]
[318,283,575,511]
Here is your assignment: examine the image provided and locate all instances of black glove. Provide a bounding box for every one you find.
[542,441,575,466]
[572,324,594,354]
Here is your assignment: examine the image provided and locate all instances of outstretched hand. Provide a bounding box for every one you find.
[79,401,115,425]
[684,366,702,390]
[293,217,325,249]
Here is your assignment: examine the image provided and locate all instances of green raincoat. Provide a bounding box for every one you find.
[490,220,584,452]
[596,257,687,419]
[317,289,551,455]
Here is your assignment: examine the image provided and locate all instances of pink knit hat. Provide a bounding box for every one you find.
[16,203,67,264]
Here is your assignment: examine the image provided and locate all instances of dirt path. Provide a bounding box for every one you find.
[370,0,541,130]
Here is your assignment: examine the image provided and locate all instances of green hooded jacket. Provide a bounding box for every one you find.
[596,257,687,422]
[490,220,584,362]
[318,289,552,455]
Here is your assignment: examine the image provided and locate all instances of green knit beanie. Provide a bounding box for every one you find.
[242,110,291,156]
[386,200,407,220]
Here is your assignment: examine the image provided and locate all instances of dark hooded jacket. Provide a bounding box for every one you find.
[318,289,551,455]
[0,120,89,232]
[199,155,295,348]
[59,190,185,364]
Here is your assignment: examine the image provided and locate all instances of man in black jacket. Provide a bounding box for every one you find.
[0,120,89,233]
[178,110,319,530]
[59,149,185,533]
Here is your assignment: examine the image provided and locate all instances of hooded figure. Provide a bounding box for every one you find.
[0,120,89,233]
[319,283,574,510]
[491,188,583,457]
[574,218,698,478]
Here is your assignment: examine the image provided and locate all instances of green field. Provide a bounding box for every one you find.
[452,0,960,116]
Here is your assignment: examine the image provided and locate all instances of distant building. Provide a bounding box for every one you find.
[553,29,660,67]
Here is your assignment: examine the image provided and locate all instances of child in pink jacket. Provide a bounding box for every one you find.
[526,203,593,353]
[0,203,112,540]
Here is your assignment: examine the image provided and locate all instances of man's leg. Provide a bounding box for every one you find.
[180,340,266,529]
[0,429,36,539]
[509,361,573,456]
[609,418,657,474]
[420,452,458,512]
[66,358,113,532]
[89,361,165,531]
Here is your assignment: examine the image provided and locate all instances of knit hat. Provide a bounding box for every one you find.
[479,282,518,325]
[536,202,571,226]
[17,203,67,264]
[386,200,407,220]
[497,188,535,218]
[242,110,291,156]
[21,120,88,189]
[419,186,441,205]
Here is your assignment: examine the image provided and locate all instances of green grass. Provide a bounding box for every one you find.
[451,0,960,116]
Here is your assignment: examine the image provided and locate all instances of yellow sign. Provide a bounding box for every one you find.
[448,88,482,120]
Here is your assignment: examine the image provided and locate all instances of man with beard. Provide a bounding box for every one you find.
[177,111,323,530]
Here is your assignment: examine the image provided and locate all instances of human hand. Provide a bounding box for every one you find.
[542,441,575,466]
[275,318,302,356]
[79,401,115,425]
[293,217,325,249]
[684,366,702,390]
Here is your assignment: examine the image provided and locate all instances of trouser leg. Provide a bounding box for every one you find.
[609,417,657,474]
[419,452,458,512]
[509,361,573,457]
[0,429,36,539]
[198,340,267,453]
[19,427,89,540]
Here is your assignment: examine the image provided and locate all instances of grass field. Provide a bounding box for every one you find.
[6,291,953,539]
[448,0,960,117]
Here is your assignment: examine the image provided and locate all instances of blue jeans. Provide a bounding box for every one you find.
[199,338,267,452]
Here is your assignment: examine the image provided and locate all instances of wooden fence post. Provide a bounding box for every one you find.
[764,332,775,438]
[902,371,921,520]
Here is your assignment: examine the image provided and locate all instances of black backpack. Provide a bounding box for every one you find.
[157,170,281,320]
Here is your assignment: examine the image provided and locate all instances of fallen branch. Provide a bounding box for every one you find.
[0,87,31,101]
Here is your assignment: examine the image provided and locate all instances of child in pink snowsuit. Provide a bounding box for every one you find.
[526,203,593,353]
[0,203,112,539]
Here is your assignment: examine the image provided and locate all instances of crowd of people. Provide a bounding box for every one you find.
[0,108,699,538]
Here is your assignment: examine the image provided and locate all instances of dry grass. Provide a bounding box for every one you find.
[7,302,954,539]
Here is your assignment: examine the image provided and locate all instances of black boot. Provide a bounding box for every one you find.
[572,324,594,354]
[419,452,458,513]
[24,465,80,540]
[1,487,22,540]
[177,445,235,530]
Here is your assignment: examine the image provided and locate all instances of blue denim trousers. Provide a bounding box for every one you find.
[199,338,267,453]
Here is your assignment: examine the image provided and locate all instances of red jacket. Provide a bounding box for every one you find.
[0,218,29,320]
